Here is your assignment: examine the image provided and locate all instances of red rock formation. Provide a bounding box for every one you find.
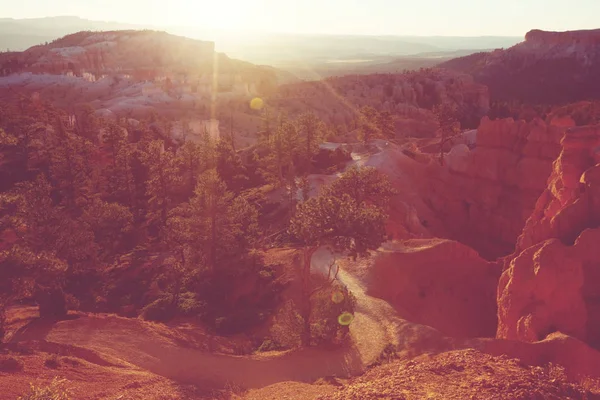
[368,239,499,338]
[422,117,568,259]
[498,125,600,348]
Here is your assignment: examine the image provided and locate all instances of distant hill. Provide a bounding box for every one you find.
[440,29,600,104]
[0,16,138,50]
[290,50,492,79]
[0,16,521,74]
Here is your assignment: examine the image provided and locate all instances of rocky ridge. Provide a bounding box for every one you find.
[420,116,568,258]
[498,124,600,349]
[440,28,600,103]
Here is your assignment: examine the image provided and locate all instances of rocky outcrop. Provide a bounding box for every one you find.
[422,116,568,259]
[368,239,499,338]
[525,29,600,47]
[441,29,600,103]
[497,125,600,349]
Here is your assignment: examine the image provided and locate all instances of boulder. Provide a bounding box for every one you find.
[367,239,500,338]
[497,238,586,342]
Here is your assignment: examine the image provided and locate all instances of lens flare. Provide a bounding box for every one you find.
[250,97,264,110]
[331,291,345,304]
[338,312,354,326]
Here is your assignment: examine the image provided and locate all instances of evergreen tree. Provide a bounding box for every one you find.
[289,188,387,346]
[433,103,461,166]
[324,166,396,208]
[167,169,258,272]
[357,106,381,144]
[82,198,134,261]
[216,139,248,193]
[377,110,396,140]
[296,112,325,173]
[177,140,204,198]
[142,140,180,234]
[49,119,94,210]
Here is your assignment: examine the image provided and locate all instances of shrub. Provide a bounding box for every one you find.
[64,294,80,311]
[139,295,176,322]
[269,300,303,349]
[176,293,206,317]
[310,283,356,346]
[37,289,67,319]
[0,356,24,372]
[44,354,60,369]
[256,339,285,353]
[0,303,6,343]
[18,377,71,400]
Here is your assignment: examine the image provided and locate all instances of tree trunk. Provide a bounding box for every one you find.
[210,210,217,270]
[37,289,67,319]
[300,246,318,347]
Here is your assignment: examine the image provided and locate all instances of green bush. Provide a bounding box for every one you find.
[139,295,176,322]
[18,377,71,400]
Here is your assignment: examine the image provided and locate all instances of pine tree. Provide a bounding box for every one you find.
[289,189,387,346]
[377,110,396,140]
[49,119,94,210]
[166,169,258,272]
[82,198,133,261]
[261,116,300,185]
[142,140,180,233]
[296,112,324,173]
[177,140,204,198]
[433,103,461,166]
[216,139,248,193]
[357,106,381,145]
[324,166,396,208]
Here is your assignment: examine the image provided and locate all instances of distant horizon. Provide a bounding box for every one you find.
[3,0,600,37]
[0,15,529,39]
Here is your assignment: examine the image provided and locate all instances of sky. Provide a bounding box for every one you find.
[2,0,600,36]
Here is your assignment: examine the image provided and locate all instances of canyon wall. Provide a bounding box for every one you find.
[422,116,568,259]
[497,125,600,349]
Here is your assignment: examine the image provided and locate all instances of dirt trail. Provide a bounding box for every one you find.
[11,313,361,389]
[312,247,460,367]
[8,245,462,391]
[6,143,463,390]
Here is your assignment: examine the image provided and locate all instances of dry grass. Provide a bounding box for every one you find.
[316,349,600,400]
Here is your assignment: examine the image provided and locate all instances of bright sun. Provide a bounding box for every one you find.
[165,0,264,31]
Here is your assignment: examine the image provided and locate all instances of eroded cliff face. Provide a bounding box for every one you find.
[441,29,600,103]
[497,125,600,349]
[422,116,569,259]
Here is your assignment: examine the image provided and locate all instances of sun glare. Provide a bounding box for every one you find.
[171,0,264,31]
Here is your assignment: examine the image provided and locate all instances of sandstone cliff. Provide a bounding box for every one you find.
[497,125,600,349]
[421,116,568,259]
